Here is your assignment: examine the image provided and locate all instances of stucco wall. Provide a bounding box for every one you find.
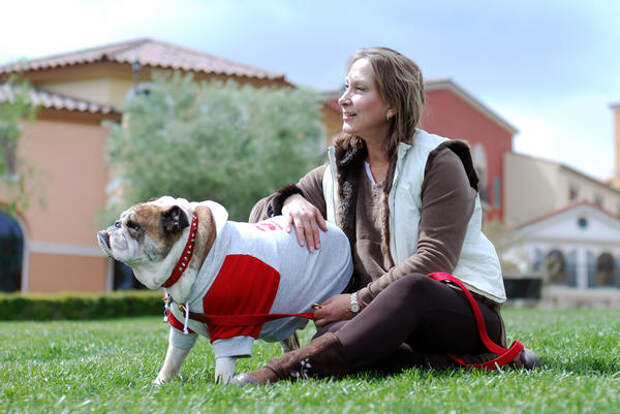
[561,169,620,214]
[17,119,110,246]
[421,88,513,221]
[504,152,560,226]
[28,253,107,293]
[0,117,111,293]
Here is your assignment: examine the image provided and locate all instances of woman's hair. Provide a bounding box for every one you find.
[337,47,425,156]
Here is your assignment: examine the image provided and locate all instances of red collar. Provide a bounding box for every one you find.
[162,213,198,288]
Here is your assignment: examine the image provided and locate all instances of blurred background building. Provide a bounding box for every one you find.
[1,38,618,301]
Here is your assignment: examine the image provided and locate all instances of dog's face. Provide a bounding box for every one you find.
[97,197,191,288]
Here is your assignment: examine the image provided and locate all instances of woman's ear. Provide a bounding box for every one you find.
[386,109,396,120]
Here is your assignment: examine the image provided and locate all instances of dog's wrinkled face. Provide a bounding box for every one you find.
[97,197,190,287]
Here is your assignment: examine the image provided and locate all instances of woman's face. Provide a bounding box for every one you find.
[338,58,393,142]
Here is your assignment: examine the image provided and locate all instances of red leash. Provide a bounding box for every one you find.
[187,311,315,326]
[172,272,522,370]
[428,272,524,369]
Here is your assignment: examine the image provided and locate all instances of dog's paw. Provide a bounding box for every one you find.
[214,357,237,384]
[153,374,179,386]
[214,371,233,384]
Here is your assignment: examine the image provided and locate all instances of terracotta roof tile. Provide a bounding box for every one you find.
[0,38,286,82]
[0,83,118,115]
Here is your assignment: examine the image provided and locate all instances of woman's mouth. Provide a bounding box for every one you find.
[342,112,356,121]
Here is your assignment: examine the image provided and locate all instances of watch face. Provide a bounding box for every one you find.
[351,303,360,313]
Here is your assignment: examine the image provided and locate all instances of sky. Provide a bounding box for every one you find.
[1,0,619,181]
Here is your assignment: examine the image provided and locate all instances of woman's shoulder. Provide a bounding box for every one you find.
[424,140,478,191]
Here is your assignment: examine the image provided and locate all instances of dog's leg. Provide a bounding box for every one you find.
[215,357,237,384]
[280,331,301,353]
[154,343,191,385]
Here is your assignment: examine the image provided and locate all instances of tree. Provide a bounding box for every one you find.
[104,72,324,222]
[0,75,38,214]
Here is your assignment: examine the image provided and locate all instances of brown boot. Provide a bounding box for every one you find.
[231,333,347,386]
[512,348,541,370]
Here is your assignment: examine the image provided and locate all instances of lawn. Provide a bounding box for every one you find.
[1,309,618,413]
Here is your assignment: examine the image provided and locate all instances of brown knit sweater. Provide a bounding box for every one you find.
[249,140,477,307]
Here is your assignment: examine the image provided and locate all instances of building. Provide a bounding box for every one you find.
[502,201,620,290]
[500,103,620,297]
[0,38,294,294]
[504,152,620,227]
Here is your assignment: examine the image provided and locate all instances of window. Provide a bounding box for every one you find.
[545,250,566,285]
[596,253,615,287]
[0,211,23,292]
[493,177,501,207]
[472,144,487,203]
[577,217,588,229]
[569,186,579,201]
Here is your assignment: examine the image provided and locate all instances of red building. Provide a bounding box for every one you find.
[421,79,516,222]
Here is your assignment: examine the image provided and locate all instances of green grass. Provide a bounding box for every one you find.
[1,309,618,413]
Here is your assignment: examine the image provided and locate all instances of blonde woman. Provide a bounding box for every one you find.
[236,47,539,385]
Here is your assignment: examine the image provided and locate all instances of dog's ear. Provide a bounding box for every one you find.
[161,205,189,234]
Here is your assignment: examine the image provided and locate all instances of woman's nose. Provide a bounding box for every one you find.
[338,90,350,107]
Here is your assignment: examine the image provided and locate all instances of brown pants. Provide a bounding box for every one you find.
[315,273,504,372]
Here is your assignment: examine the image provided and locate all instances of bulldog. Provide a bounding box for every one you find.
[97,196,352,384]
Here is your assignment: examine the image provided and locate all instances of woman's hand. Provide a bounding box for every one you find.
[313,294,355,327]
[282,194,328,252]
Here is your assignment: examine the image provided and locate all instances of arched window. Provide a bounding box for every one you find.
[596,253,615,287]
[544,249,566,285]
[113,260,146,291]
[0,211,23,292]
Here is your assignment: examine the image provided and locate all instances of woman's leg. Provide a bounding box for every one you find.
[232,273,504,385]
[335,273,502,369]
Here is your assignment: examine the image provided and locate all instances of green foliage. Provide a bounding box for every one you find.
[0,291,162,320]
[0,309,618,413]
[0,74,39,214]
[103,72,323,223]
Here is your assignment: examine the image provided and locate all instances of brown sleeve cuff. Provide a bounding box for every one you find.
[357,287,374,307]
[269,184,304,216]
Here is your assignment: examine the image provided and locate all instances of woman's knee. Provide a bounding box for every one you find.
[391,273,437,295]
[379,273,442,307]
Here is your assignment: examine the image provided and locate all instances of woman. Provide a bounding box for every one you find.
[234,47,539,385]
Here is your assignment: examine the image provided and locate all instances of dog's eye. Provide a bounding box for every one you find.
[126,220,140,231]
[114,220,121,228]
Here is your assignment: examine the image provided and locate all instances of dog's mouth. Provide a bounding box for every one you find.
[97,230,112,254]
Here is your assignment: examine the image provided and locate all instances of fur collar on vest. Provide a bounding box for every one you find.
[332,135,479,278]
[333,137,396,272]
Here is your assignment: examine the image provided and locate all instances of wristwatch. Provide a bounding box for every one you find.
[349,292,360,314]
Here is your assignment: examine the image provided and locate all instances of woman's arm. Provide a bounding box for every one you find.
[356,146,477,307]
[314,145,477,326]
[249,165,328,251]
